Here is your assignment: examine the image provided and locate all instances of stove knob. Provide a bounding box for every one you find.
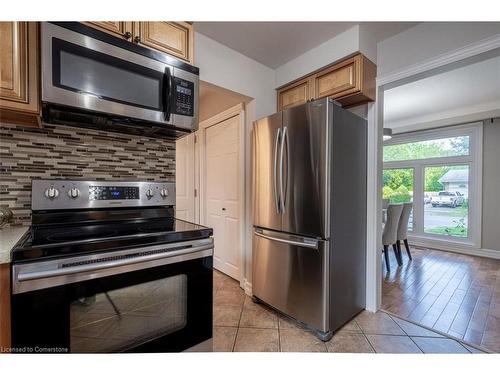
[145,188,155,199]
[67,187,80,199]
[160,188,169,198]
[44,187,59,200]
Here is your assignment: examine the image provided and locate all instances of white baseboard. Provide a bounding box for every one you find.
[474,248,500,259]
[409,237,500,259]
[243,278,252,296]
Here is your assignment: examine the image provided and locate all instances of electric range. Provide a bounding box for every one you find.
[10,179,213,353]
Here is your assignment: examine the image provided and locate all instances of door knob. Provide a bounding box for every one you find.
[222,208,226,211]
[134,36,141,44]
[123,31,132,40]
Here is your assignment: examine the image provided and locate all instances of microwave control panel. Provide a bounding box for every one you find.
[172,77,194,117]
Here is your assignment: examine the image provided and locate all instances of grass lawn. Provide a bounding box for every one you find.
[426,206,468,217]
[425,226,468,237]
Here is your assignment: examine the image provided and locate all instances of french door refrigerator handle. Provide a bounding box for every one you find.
[280,126,288,213]
[273,127,282,214]
[254,230,318,249]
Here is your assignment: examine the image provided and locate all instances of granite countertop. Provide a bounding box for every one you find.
[0,226,28,265]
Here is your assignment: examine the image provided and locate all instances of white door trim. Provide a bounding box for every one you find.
[367,34,500,312]
[198,103,246,286]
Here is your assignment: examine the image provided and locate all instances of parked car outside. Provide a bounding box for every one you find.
[430,191,465,207]
[424,193,432,204]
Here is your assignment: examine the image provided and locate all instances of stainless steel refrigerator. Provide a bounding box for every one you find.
[252,98,367,341]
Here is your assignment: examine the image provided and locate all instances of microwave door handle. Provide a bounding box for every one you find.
[163,67,173,122]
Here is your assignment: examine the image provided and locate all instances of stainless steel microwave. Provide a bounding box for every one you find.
[41,22,199,139]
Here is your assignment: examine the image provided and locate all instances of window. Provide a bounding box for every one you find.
[383,135,470,162]
[424,165,469,238]
[383,168,414,230]
[383,123,482,248]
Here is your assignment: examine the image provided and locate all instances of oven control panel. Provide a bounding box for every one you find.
[32,180,175,211]
[89,186,140,201]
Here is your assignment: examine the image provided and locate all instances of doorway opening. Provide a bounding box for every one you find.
[378,48,500,353]
[175,81,252,284]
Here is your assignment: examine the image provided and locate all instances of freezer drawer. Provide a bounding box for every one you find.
[252,228,329,332]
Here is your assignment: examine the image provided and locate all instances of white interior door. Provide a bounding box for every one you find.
[175,133,196,222]
[205,115,241,280]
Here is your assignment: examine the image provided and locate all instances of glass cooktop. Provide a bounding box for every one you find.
[12,218,213,263]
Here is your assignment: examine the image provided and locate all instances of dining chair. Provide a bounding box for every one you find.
[382,199,390,209]
[396,202,413,261]
[382,203,403,272]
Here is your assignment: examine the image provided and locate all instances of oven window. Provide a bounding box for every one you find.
[53,38,164,111]
[70,274,187,353]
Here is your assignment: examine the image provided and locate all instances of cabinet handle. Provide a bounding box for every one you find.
[222,208,226,211]
[134,36,141,44]
[123,31,132,40]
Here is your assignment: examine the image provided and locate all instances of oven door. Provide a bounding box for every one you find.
[41,22,198,131]
[11,239,213,353]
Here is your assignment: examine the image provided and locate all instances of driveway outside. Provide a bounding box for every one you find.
[423,203,468,229]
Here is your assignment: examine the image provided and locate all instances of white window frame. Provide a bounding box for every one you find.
[383,122,483,251]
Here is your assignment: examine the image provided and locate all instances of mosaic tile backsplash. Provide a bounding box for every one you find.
[0,123,176,225]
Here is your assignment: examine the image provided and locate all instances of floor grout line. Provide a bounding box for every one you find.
[363,333,377,353]
[406,335,424,353]
[230,297,245,352]
[382,309,491,353]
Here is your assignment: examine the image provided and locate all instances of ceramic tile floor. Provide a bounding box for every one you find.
[213,270,487,353]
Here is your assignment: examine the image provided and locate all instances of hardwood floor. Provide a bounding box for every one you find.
[382,246,500,352]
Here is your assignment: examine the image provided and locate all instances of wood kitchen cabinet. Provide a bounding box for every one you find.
[82,21,134,40]
[0,22,40,127]
[277,53,376,111]
[277,77,315,111]
[134,22,194,64]
[83,21,194,64]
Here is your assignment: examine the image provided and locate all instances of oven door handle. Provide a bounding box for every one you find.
[163,67,173,122]
[16,242,212,283]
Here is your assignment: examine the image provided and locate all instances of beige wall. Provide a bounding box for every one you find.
[199,81,251,122]
[377,22,500,77]
[482,117,500,251]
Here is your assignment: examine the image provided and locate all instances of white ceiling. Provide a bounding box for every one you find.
[384,54,500,132]
[195,22,417,68]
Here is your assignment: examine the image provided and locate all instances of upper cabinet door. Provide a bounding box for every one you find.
[315,56,358,99]
[83,22,133,40]
[276,53,376,110]
[136,22,194,64]
[0,22,39,122]
[277,77,314,111]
